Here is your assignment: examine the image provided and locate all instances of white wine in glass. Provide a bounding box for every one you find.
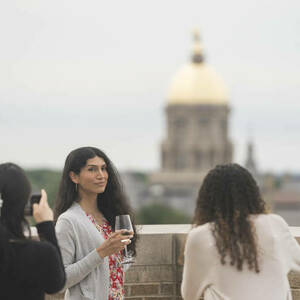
[115,214,135,264]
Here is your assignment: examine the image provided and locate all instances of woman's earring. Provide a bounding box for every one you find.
[75,183,78,192]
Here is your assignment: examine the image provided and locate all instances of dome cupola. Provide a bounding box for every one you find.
[167,30,228,105]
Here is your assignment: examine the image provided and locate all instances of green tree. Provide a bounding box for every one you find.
[136,203,191,224]
[26,169,61,209]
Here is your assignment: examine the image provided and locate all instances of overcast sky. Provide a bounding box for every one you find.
[0,0,299,173]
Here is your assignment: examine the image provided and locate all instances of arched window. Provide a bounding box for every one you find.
[194,150,202,169]
[221,119,227,134]
[171,117,186,141]
[174,152,186,170]
[210,149,215,167]
[199,117,209,126]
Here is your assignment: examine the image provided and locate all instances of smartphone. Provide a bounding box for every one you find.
[24,193,42,216]
[121,230,132,236]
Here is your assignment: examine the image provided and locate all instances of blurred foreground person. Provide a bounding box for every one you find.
[0,163,65,300]
[182,163,300,300]
[55,146,137,300]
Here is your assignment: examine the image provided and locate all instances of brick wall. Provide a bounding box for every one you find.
[46,224,300,300]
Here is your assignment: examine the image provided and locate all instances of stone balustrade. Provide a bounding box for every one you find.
[45,224,300,300]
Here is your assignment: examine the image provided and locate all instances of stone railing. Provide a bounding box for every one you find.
[45,225,300,300]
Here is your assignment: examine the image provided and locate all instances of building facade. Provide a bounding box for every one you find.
[151,31,232,192]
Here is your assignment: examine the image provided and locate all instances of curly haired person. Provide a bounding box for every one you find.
[182,163,300,300]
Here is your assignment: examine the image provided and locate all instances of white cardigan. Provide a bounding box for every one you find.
[56,202,109,300]
[181,214,300,300]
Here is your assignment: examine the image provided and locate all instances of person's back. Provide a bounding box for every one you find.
[181,164,300,300]
[183,214,300,300]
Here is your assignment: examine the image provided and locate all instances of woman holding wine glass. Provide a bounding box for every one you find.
[54,146,137,300]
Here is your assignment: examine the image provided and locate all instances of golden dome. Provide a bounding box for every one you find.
[167,30,228,105]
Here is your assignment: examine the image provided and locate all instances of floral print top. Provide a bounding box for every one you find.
[86,213,124,300]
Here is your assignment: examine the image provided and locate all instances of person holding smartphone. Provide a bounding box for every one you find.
[0,163,66,300]
[54,146,137,300]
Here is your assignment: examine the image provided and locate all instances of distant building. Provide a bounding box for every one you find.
[121,171,151,211]
[245,139,257,177]
[242,139,300,226]
[122,32,300,224]
[264,174,300,226]
[149,30,233,214]
[122,31,300,225]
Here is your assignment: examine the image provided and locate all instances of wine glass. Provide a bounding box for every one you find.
[115,214,134,264]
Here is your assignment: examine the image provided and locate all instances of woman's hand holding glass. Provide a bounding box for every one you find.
[115,215,135,264]
[97,230,133,259]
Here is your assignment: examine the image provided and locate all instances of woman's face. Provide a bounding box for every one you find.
[71,156,109,195]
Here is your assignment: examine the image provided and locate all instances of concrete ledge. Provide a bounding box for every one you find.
[126,266,175,283]
[134,234,174,265]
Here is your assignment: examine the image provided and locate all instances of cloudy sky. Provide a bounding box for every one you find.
[0,0,299,173]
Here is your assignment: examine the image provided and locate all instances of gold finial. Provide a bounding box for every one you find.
[193,28,200,43]
[192,28,204,63]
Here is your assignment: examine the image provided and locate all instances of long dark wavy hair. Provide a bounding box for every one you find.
[54,146,137,256]
[0,163,32,272]
[193,163,267,273]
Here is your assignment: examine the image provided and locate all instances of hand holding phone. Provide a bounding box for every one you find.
[24,193,41,216]
[32,189,53,223]
[30,194,42,216]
